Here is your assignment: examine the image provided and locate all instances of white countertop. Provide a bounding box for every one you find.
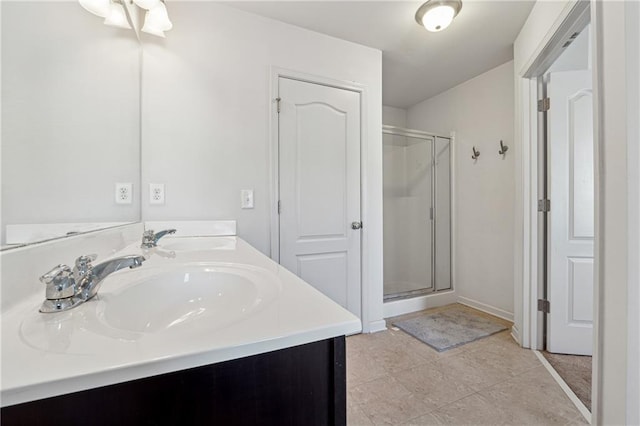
[1,237,361,407]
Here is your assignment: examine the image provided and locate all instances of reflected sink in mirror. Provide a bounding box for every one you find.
[159,237,236,252]
[96,263,279,334]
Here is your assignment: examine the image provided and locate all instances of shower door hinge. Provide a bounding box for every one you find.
[277,200,281,214]
[276,97,281,113]
[538,97,550,112]
[538,199,551,212]
[538,299,550,313]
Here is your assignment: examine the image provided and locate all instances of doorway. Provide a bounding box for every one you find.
[275,75,363,319]
[535,10,594,415]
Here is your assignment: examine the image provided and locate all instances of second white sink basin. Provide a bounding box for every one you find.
[96,263,280,334]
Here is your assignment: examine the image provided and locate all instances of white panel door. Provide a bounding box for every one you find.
[548,70,594,355]
[278,77,361,318]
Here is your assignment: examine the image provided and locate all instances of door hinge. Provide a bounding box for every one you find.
[538,199,551,212]
[538,299,550,313]
[277,200,281,214]
[276,97,281,114]
[538,97,550,112]
[429,207,434,220]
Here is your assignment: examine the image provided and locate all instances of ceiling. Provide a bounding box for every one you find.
[223,1,534,108]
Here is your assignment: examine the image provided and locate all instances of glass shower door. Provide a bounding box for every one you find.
[383,132,434,298]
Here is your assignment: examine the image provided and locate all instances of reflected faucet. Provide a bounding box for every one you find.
[39,254,146,313]
[141,229,177,248]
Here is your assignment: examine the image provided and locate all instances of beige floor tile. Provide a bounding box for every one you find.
[369,343,432,374]
[428,393,510,425]
[476,366,583,425]
[565,414,590,425]
[394,363,475,408]
[463,344,540,377]
[359,394,437,426]
[435,351,514,392]
[347,352,388,388]
[347,403,375,426]
[402,412,443,425]
[349,375,412,406]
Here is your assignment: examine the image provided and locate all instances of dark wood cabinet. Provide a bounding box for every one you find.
[2,336,346,426]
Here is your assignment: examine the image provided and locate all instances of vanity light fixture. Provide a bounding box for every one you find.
[415,0,462,32]
[78,0,172,37]
[140,0,173,38]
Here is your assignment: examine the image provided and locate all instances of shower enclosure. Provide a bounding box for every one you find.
[383,125,452,300]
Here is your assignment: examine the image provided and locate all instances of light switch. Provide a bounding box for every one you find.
[241,189,254,209]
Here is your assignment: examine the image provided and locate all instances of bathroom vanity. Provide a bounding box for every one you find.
[1,235,361,425]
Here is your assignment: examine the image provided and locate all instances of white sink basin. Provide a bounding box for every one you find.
[160,237,235,251]
[97,263,280,334]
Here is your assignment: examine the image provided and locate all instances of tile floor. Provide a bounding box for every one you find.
[346,304,588,425]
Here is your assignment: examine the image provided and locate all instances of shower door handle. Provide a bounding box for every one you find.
[351,221,362,230]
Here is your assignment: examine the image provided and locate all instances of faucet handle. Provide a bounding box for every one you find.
[74,254,97,278]
[40,264,75,299]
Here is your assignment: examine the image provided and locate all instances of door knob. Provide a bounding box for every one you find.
[351,221,362,230]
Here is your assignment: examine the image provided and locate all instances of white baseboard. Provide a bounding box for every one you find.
[511,324,521,345]
[366,320,388,334]
[457,296,514,322]
[383,291,457,318]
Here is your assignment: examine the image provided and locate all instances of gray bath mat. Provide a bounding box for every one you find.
[393,308,507,352]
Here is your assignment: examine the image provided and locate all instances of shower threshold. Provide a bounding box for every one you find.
[383,287,435,302]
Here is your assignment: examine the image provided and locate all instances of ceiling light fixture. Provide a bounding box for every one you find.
[79,0,172,37]
[415,0,462,33]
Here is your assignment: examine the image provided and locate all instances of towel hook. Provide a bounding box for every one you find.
[498,140,509,156]
[471,146,480,160]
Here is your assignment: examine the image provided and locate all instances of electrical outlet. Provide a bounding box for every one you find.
[149,183,165,205]
[241,189,254,209]
[115,183,132,205]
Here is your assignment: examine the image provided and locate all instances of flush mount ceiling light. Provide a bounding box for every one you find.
[415,0,462,32]
[79,0,172,37]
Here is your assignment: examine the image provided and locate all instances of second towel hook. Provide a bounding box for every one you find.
[498,140,509,155]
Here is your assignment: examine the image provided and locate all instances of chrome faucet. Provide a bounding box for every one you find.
[141,229,176,248]
[39,254,146,313]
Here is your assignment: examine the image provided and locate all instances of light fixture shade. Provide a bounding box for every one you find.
[142,2,173,35]
[104,2,132,29]
[133,0,161,11]
[78,0,111,18]
[415,0,462,32]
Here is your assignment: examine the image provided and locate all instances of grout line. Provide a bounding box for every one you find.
[534,350,591,424]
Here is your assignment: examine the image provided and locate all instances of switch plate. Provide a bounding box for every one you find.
[115,183,132,205]
[150,183,165,205]
[241,189,254,209]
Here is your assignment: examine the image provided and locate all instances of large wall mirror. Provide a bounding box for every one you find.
[1,2,141,250]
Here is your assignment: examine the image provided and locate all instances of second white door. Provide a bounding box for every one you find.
[548,70,594,355]
[278,77,362,318]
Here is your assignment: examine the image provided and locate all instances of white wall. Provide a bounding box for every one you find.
[0,2,141,245]
[382,106,407,128]
[140,3,384,331]
[407,61,515,320]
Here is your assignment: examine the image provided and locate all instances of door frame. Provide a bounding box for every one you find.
[268,66,369,323]
[517,0,601,419]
